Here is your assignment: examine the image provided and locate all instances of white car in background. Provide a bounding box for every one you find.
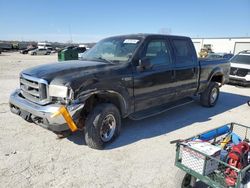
[229,50,250,86]
[29,48,51,55]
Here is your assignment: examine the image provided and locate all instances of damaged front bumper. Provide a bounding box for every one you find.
[9,89,84,132]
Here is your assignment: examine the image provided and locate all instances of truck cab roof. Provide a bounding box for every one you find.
[105,33,190,40]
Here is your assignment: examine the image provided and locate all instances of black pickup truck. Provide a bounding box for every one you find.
[9,34,230,149]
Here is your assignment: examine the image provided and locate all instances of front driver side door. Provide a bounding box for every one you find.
[133,38,176,112]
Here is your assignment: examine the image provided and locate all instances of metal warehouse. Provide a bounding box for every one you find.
[192,37,250,55]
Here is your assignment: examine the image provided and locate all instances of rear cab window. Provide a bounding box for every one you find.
[172,38,196,66]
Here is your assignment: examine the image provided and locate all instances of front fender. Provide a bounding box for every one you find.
[76,89,130,117]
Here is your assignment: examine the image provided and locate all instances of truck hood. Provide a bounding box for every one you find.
[22,60,111,85]
[231,63,250,70]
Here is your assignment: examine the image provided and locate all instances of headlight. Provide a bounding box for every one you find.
[49,85,73,99]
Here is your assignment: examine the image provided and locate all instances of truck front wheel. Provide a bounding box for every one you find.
[200,82,220,107]
[84,103,121,149]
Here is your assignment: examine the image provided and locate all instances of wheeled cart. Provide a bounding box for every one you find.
[172,123,250,188]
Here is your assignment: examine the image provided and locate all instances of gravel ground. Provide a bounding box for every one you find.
[0,52,250,188]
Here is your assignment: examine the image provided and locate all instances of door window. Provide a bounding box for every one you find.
[143,40,171,66]
[172,39,194,65]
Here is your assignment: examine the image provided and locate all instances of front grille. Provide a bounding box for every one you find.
[20,74,49,105]
[230,67,249,77]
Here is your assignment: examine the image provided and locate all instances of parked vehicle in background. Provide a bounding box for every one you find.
[229,50,250,86]
[46,47,57,53]
[223,53,234,60]
[38,42,52,50]
[9,34,230,149]
[29,48,51,55]
[207,53,234,60]
[20,47,36,54]
[20,49,29,54]
[75,46,87,58]
[0,42,12,51]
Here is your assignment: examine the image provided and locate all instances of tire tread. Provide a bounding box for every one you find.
[84,103,121,149]
[200,82,219,107]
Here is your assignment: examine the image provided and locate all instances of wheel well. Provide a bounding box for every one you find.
[81,93,125,118]
[210,74,223,85]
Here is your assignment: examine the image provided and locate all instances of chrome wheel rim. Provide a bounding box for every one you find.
[210,88,218,104]
[100,114,116,142]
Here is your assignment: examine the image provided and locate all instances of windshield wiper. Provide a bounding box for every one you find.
[80,57,120,64]
[95,57,115,64]
[79,57,91,61]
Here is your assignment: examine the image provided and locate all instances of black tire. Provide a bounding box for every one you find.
[174,170,196,188]
[84,103,121,149]
[200,82,220,107]
[248,101,250,106]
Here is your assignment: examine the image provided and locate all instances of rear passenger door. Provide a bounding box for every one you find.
[133,38,176,111]
[170,38,198,98]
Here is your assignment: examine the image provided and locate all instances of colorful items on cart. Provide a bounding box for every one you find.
[225,142,249,186]
[190,126,250,187]
[199,125,230,141]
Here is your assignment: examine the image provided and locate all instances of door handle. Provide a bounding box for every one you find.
[171,70,175,79]
[192,68,196,73]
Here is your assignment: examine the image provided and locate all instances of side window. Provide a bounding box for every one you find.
[173,39,194,65]
[143,40,171,66]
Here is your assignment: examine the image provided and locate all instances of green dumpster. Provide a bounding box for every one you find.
[58,47,78,61]
[58,46,86,61]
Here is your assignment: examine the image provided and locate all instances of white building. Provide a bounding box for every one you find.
[192,37,250,55]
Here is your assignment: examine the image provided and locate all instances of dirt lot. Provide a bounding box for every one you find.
[0,52,250,188]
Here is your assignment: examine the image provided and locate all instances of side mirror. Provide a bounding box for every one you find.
[137,58,151,72]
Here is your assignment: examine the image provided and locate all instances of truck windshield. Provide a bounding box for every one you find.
[80,37,141,63]
[231,54,250,65]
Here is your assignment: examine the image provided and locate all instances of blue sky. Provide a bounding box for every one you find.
[0,0,250,42]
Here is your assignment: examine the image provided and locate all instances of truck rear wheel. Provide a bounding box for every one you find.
[84,103,121,149]
[200,82,219,107]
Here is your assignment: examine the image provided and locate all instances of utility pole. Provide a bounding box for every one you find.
[69,24,73,43]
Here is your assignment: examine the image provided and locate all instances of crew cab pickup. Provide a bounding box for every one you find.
[9,34,230,149]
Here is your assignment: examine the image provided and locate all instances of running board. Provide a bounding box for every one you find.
[129,97,194,120]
